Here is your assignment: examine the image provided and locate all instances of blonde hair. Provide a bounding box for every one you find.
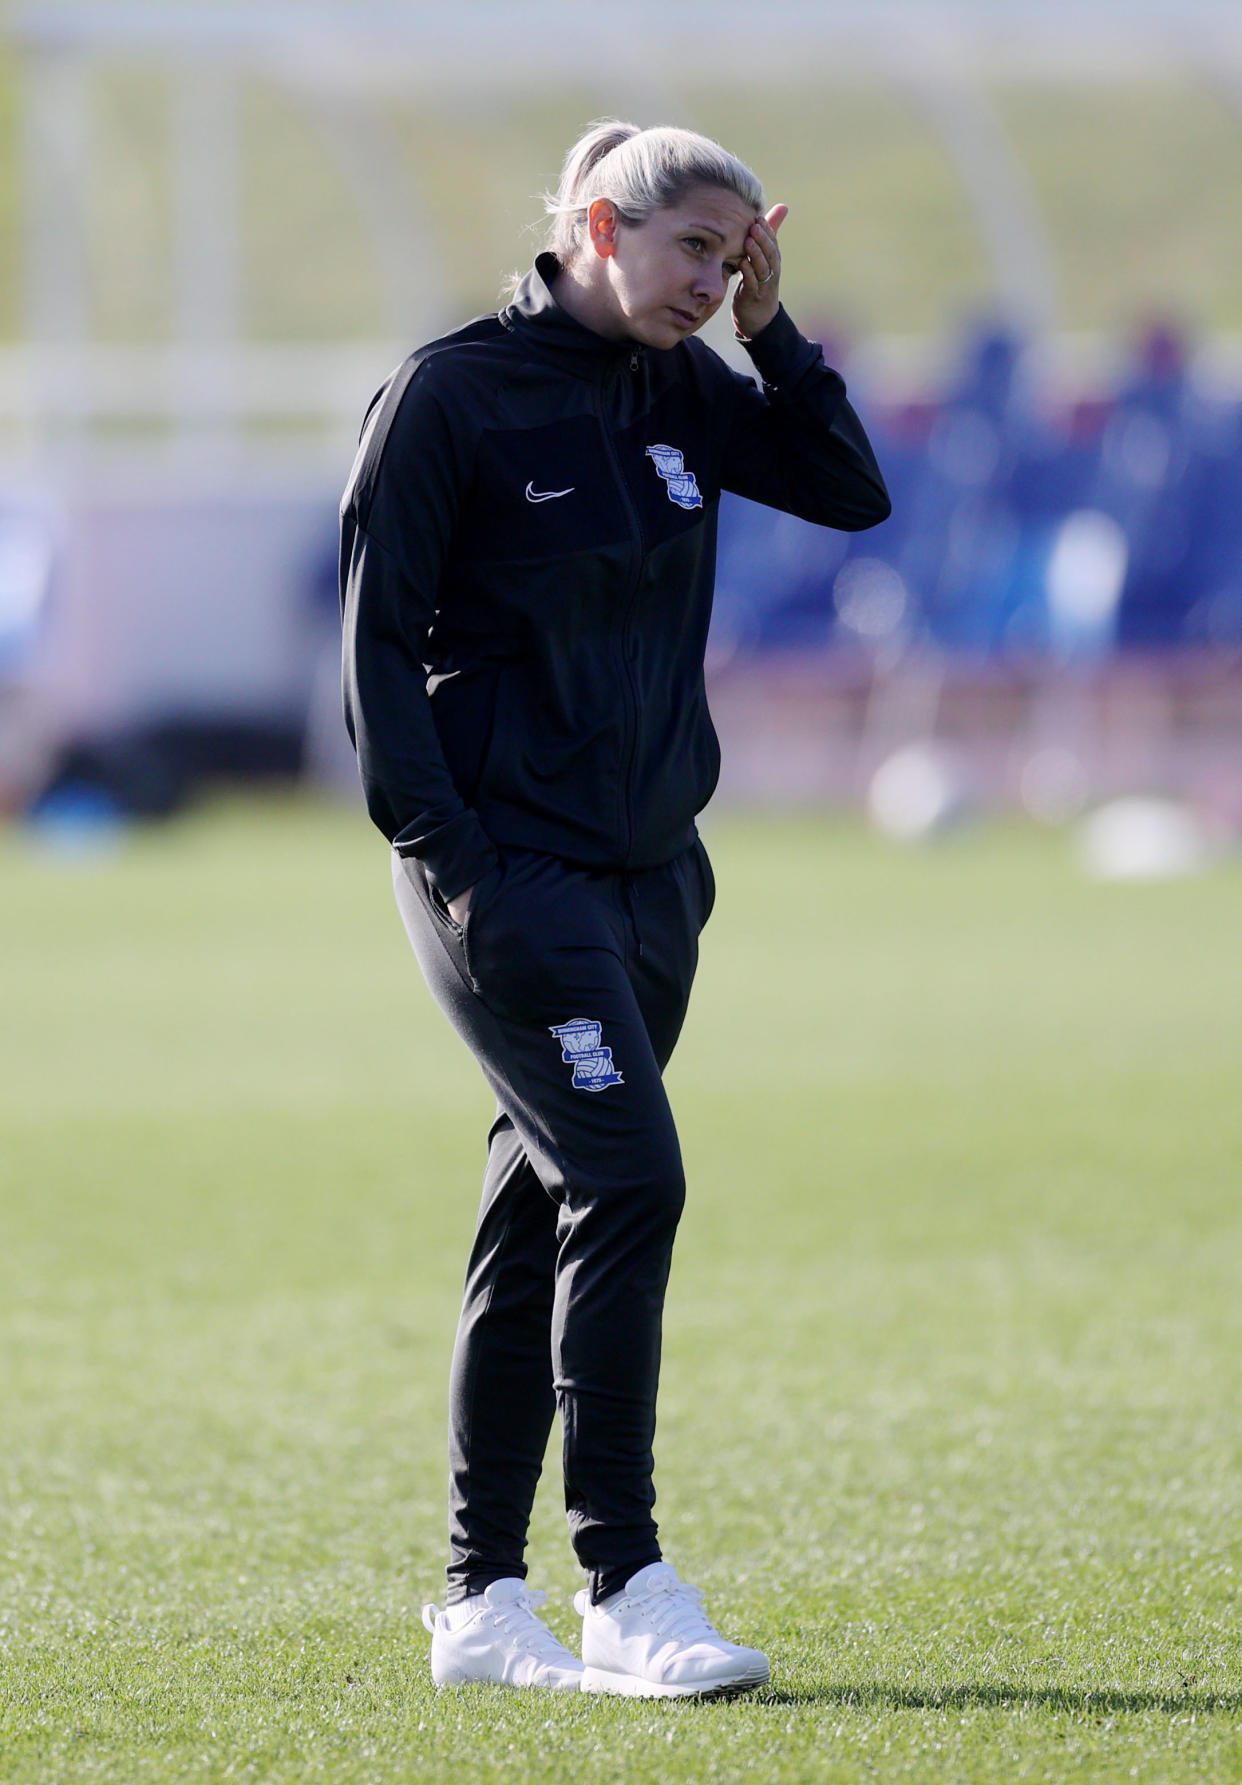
[544,120,763,264]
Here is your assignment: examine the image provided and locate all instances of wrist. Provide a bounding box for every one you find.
[733,307,779,345]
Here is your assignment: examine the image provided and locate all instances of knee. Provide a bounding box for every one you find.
[612,1158,686,1239]
[562,1156,685,1238]
[653,1161,686,1230]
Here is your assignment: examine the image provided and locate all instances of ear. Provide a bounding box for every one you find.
[586,198,620,261]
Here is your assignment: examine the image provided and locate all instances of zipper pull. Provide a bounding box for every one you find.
[629,349,640,373]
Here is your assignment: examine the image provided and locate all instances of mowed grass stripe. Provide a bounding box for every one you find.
[2,799,1240,1783]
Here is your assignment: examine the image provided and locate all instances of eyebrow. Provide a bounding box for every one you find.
[683,221,748,258]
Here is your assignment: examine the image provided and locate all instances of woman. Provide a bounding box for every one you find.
[340,121,889,1698]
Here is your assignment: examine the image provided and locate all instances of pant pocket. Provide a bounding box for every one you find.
[426,877,465,935]
[458,857,509,991]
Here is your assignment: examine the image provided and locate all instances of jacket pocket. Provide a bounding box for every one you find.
[429,659,510,802]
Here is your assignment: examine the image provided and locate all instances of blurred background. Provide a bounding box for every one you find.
[8,12,1242,1764]
[2,0,1242,864]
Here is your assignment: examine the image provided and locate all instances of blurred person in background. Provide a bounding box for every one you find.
[339,119,889,1697]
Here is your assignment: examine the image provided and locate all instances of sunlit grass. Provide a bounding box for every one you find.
[2,798,1240,1782]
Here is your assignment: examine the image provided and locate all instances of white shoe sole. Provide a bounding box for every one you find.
[580,1661,769,1699]
[433,1668,584,1689]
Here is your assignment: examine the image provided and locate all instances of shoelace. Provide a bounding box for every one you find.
[422,1586,570,1661]
[629,1579,720,1645]
[486,1588,573,1660]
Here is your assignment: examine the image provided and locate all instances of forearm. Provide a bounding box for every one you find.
[725,307,890,528]
[341,522,497,899]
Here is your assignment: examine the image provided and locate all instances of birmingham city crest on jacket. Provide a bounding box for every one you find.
[646,443,703,511]
[549,1018,624,1093]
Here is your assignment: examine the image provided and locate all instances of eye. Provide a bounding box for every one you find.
[723,262,741,279]
[683,236,708,255]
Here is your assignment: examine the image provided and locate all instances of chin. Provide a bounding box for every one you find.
[639,318,695,352]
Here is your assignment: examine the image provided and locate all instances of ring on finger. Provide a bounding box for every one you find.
[758,269,776,285]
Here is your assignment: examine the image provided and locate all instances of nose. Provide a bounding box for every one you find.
[691,261,726,306]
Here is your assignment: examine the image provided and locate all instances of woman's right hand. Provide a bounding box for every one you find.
[446,884,475,926]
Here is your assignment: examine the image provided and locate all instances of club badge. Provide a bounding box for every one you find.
[646,444,703,511]
[549,1018,624,1093]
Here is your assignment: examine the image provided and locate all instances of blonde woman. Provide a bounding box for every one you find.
[340,120,889,1697]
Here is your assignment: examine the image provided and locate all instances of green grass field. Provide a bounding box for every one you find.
[2,798,1240,1783]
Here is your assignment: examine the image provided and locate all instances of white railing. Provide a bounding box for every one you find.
[3,336,1241,459]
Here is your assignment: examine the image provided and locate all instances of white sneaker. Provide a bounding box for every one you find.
[575,1562,770,1698]
[421,1578,585,1689]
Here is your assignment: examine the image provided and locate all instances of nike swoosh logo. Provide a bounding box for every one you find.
[525,483,575,503]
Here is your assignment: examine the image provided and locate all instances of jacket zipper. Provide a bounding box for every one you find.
[597,357,645,863]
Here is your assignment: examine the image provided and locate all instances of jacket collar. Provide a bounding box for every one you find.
[500,253,642,375]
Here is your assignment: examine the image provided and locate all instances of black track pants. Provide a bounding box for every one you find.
[391,838,715,1605]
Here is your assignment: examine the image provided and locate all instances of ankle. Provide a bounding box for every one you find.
[588,1556,662,1606]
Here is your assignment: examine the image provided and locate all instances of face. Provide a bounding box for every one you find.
[589,184,757,350]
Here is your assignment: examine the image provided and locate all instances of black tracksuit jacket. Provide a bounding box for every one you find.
[340,253,890,901]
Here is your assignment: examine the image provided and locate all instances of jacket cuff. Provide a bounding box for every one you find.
[740,305,841,399]
[392,810,498,903]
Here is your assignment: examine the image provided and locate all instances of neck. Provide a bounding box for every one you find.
[550,257,628,342]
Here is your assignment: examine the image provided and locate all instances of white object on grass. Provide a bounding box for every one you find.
[868,743,968,842]
[1077,797,1211,881]
[577,1562,769,1699]
[421,1578,583,1689]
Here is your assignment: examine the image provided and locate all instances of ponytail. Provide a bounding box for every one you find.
[543,119,763,264]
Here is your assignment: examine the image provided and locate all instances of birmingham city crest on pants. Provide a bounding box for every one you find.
[549,1018,624,1093]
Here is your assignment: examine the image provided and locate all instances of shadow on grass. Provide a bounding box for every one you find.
[758,1684,1242,1715]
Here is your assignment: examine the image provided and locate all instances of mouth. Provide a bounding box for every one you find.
[669,307,700,330]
